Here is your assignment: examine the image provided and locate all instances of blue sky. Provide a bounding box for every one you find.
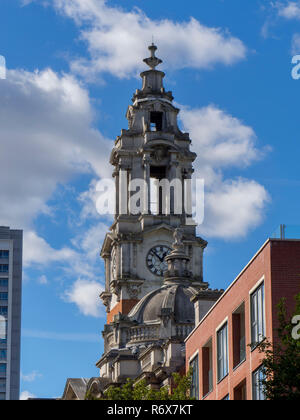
[1,0,300,399]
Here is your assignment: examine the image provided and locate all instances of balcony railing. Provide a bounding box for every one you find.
[128,325,160,343]
[128,323,195,343]
[174,324,194,339]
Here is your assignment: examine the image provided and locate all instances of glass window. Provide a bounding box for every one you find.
[0,279,8,287]
[0,350,6,361]
[0,316,7,341]
[217,323,228,382]
[234,380,247,400]
[251,283,265,348]
[0,265,8,273]
[0,307,7,316]
[233,303,246,368]
[202,340,213,397]
[0,379,6,390]
[190,355,199,400]
[0,293,8,301]
[252,366,266,400]
[0,251,9,259]
[0,393,6,400]
[0,364,6,373]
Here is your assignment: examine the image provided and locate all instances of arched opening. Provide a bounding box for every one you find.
[150,111,163,131]
[150,166,166,214]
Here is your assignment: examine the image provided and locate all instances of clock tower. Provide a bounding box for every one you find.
[100,44,208,324]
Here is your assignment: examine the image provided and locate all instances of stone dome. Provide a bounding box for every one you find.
[128,284,198,324]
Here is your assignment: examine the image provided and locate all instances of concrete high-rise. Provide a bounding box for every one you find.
[0,227,22,400]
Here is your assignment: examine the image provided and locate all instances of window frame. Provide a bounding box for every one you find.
[232,302,246,369]
[0,251,9,259]
[252,366,266,400]
[216,320,229,383]
[0,363,7,374]
[0,350,6,361]
[202,338,213,398]
[0,292,8,301]
[250,280,265,349]
[189,353,200,400]
[0,278,8,287]
[0,265,9,273]
[0,315,7,342]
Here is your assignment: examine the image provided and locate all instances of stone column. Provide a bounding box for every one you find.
[143,154,151,214]
[184,168,193,218]
[113,168,119,218]
[103,253,111,292]
[119,165,128,216]
[169,154,181,215]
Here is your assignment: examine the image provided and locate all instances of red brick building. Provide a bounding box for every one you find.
[185,238,300,400]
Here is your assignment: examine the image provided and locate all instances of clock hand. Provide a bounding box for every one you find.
[152,251,162,261]
[158,252,166,262]
[161,252,169,261]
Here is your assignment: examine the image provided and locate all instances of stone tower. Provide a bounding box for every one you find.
[61,45,224,398]
[87,45,224,393]
[100,44,208,325]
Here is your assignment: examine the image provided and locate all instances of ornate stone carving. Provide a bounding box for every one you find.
[152,146,166,162]
[173,228,184,248]
[164,228,192,281]
[160,307,173,327]
[100,292,112,313]
[126,282,142,300]
[110,280,121,302]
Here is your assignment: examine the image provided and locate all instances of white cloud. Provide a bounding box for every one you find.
[180,105,262,174]
[277,1,300,19]
[52,0,247,80]
[37,275,48,285]
[23,231,77,267]
[20,390,36,400]
[200,179,269,239]
[72,221,109,260]
[63,279,104,317]
[21,371,42,383]
[0,68,111,231]
[179,106,269,239]
[23,228,105,308]
[78,178,114,223]
[0,67,114,281]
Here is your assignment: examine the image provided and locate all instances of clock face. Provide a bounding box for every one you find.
[146,245,171,277]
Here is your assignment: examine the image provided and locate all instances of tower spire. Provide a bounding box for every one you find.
[143,43,162,70]
[133,43,172,101]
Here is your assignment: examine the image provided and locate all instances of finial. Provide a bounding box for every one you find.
[164,228,192,284]
[143,43,162,70]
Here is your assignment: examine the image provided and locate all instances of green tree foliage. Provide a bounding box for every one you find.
[86,370,194,400]
[257,293,300,400]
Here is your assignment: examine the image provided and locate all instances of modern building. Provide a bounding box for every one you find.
[0,227,22,400]
[61,44,223,399]
[185,236,300,400]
